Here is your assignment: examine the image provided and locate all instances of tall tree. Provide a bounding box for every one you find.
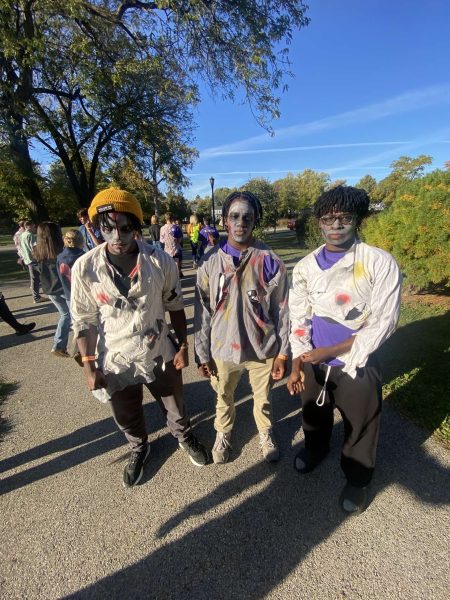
[0,1,309,217]
[242,177,278,230]
[374,154,432,205]
[355,174,377,199]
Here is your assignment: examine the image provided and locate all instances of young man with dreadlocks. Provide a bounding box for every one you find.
[194,191,290,463]
[287,185,402,514]
[70,188,208,488]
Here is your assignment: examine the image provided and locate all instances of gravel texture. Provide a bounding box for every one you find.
[0,266,449,600]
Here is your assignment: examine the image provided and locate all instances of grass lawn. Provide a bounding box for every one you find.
[0,250,29,283]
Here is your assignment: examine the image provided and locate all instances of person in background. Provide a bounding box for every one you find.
[19,221,48,304]
[187,214,202,268]
[13,220,25,267]
[57,229,85,303]
[195,191,289,464]
[0,291,35,336]
[198,216,219,258]
[287,185,402,515]
[34,222,71,358]
[70,188,208,488]
[148,215,162,249]
[77,208,103,252]
[160,213,184,277]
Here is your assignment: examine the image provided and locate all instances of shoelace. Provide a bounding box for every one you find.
[259,433,275,448]
[214,434,231,451]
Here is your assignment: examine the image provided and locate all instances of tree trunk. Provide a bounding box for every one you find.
[8,121,49,222]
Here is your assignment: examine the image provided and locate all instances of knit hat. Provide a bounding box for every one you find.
[88,188,143,224]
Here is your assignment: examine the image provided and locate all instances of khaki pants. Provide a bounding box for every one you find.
[211,358,275,433]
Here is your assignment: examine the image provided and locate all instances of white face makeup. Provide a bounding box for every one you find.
[318,212,357,249]
[100,212,136,254]
[225,199,256,247]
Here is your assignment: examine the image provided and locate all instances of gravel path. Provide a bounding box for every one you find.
[1,268,449,600]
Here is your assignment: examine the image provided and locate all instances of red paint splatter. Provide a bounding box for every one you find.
[231,342,241,350]
[59,263,71,282]
[336,293,351,305]
[96,292,110,304]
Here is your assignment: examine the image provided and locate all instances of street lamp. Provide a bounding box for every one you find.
[209,176,215,227]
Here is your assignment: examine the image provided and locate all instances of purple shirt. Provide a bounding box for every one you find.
[199,225,219,247]
[222,242,280,283]
[313,246,355,366]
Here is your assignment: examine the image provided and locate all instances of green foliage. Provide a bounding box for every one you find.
[373,154,433,206]
[0,0,310,217]
[363,170,450,291]
[355,174,377,200]
[241,177,278,237]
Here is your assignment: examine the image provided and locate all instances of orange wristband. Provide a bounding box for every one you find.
[277,354,289,361]
[81,355,97,363]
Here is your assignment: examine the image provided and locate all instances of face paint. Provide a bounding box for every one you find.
[100,213,136,254]
[318,212,357,249]
[225,199,256,247]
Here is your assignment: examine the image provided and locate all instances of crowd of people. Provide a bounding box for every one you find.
[2,184,402,515]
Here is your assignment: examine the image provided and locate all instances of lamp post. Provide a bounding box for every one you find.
[209,176,215,227]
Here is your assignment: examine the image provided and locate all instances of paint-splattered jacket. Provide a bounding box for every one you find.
[194,241,289,365]
[289,240,402,378]
[71,241,184,394]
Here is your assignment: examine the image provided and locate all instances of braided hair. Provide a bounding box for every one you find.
[313,185,370,221]
[222,191,263,226]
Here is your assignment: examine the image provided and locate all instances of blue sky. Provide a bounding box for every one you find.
[188,0,450,199]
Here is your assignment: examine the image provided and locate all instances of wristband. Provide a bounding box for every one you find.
[81,355,97,363]
[277,354,289,361]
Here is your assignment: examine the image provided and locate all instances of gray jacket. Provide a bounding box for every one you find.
[194,241,290,365]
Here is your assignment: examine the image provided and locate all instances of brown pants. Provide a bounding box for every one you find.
[109,361,191,452]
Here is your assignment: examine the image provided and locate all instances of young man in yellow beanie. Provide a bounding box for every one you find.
[70,188,208,488]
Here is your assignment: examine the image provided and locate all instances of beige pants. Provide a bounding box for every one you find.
[210,358,275,433]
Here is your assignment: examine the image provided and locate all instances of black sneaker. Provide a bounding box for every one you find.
[339,483,368,515]
[123,444,150,488]
[179,435,208,466]
[294,447,329,474]
[15,322,36,336]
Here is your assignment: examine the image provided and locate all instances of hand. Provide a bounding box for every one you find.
[271,357,286,381]
[173,346,189,370]
[301,347,332,365]
[84,366,107,391]
[287,370,305,395]
[198,360,217,379]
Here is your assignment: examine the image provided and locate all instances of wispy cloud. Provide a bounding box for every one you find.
[201,83,450,158]
[200,141,412,158]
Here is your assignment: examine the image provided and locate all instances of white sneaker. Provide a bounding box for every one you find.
[212,431,232,464]
[259,430,279,463]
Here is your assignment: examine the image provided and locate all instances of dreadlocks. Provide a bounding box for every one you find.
[92,211,142,234]
[222,191,263,225]
[313,186,370,220]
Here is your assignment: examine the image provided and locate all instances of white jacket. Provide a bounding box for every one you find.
[289,241,402,378]
[71,241,184,393]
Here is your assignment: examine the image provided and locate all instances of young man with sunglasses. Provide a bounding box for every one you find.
[194,191,289,464]
[287,186,402,514]
[71,188,208,488]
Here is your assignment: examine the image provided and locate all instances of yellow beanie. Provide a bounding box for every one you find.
[88,188,143,224]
